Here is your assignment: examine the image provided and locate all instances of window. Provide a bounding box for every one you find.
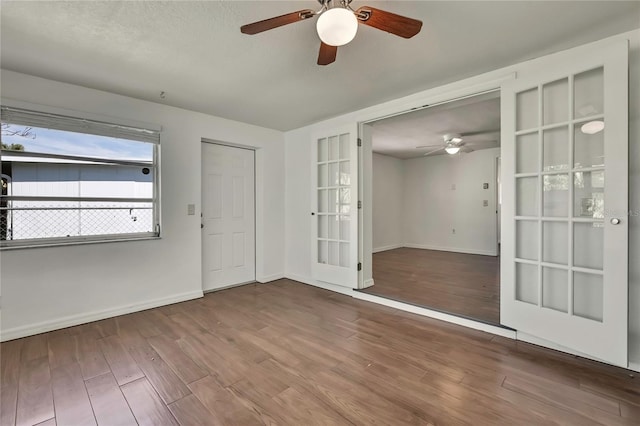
[1,106,160,248]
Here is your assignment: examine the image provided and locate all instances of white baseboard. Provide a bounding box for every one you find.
[629,362,640,373]
[0,290,204,342]
[372,244,403,254]
[403,243,497,256]
[256,273,285,283]
[351,291,516,339]
[284,273,354,296]
[362,278,374,289]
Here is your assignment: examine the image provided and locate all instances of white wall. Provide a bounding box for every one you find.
[284,30,640,367]
[0,70,285,340]
[372,153,404,252]
[403,148,499,256]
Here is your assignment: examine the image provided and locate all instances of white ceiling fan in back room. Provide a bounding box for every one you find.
[417,131,499,156]
[240,0,423,65]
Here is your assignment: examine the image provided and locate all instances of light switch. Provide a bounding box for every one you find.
[187,204,196,215]
[483,200,489,207]
[483,183,489,189]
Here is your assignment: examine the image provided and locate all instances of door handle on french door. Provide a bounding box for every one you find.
[311,212,315,216]
[610,218,621,225]
[201,223,204,228]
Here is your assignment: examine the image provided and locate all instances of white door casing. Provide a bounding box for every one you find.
[311,124,359,287]
[501,41,628,367]
[201,143,255,291]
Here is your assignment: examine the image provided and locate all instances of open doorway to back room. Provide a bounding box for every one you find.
[362,91,502,325]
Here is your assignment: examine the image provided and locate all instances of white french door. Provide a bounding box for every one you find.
[201,143,255,291]
[311,125,359,287]
[501,41,628,367]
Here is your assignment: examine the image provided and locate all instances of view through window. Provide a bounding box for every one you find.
[0,107,160,247]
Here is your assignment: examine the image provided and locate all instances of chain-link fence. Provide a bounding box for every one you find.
[1,201,154,240]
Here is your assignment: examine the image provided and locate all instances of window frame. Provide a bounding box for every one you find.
[0,104,162,249]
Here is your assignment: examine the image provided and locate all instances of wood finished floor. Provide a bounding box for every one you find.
[365,248,501,324]
[1,279,638,426]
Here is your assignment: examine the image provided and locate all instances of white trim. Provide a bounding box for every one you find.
[256,273,285,283]
[372,244,403,254]
[403,243,497,257]
[352,290,516,339]
[629,362,640,373]
[0,290,203,342]
[285,273,354,295]
[362,278,374,289]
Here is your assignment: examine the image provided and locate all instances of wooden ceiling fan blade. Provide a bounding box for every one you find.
[318,42,337,66]
[241,9,315,35]
[355,6,422,38]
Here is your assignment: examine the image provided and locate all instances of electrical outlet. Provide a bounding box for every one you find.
[483,200,489,207]
[187,204,196,215]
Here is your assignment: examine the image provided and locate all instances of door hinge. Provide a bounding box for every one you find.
[357,138,362,147]
[357,262,362,271]
[358,200,362,209]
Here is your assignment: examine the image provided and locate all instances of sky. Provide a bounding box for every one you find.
[1,124,153,161]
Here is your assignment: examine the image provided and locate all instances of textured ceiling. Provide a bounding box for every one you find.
[372,91,500,159]
[1,1,639,131]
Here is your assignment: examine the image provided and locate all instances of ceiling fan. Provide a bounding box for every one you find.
[240,0,423,65]
[417,133,494,156]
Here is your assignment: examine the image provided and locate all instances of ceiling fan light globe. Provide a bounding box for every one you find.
[316,8,358,46]
[445,146,461,155]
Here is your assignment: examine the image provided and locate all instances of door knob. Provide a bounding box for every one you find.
[610,218,621,225]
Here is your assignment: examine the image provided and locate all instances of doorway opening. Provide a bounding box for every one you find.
[361,91,502,325]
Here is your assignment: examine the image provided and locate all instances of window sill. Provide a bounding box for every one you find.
[0,234,161,251]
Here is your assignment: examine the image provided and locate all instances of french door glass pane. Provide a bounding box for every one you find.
[329,162,339,186]
[516,177,538,216]
[543,126,569,171]
[328,215,339,240]
[339,161,350,185]
[542,267,568,313]
[339,134,350,159]
[318,190,328,213]
[574,121,604,168]
[516,132,538,173]
[516,88,538,131]
[574,171,604,219]
[574,67,604,118]
[573,272,603,322]
[328,136,339,161]
[543,78,569,125]
[318,215,327,239]
[574,222,604,270]
[542,221,568,265]
[318,240,328,264]
[516,263,538,305]
[318,164,328,187]
[516,221,538,260]
[543,174,569,217]
[339,216,350,240]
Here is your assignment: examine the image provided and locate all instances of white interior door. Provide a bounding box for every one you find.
[201,143,255,291]
[501,41,628,367]
[311,125,359,287]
